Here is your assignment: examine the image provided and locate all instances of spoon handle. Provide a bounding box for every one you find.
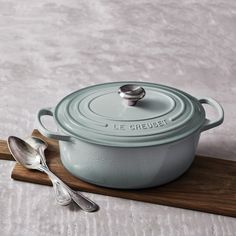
[38,149,71,206]
[38,148,47,167]
[65,187,99,212]
[50,178,72,205]
[39,165,98,212]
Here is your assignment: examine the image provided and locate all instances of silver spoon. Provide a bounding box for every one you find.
[25,137,71,206]
[8,136,98,212]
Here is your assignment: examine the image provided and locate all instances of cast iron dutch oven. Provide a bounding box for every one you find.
[37,82,224,189]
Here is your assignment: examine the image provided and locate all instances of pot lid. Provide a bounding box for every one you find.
[54,82,206,147]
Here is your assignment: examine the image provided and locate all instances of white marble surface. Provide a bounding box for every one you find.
[0,0,236,235]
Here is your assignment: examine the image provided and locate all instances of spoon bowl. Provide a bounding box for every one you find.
[25,136,48,151]
[8,136,41,169]
[25,136,48,166]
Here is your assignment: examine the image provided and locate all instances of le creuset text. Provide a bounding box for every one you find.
[113,119,168,131]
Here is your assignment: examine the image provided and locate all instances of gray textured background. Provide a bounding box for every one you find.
[0,0,236,235]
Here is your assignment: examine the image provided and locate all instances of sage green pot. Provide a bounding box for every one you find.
[37,82,224,189]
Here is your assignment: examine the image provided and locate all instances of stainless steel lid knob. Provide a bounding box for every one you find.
[118,84,146,106]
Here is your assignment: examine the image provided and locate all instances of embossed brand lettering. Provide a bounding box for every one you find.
[113,120,167,131]
[113,124,125,130]
[128,120,167,131]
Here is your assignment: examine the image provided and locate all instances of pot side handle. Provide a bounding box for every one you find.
[199,98,224,132]
[37,107,71,141]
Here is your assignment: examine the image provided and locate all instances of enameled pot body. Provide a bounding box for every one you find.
[37,82,224,189]
[59,131,200,189]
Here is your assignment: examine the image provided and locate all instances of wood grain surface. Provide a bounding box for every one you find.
[0,140,14,161]
[4,130,236,218]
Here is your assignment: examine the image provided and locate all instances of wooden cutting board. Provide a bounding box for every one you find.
[1,130,236,217]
